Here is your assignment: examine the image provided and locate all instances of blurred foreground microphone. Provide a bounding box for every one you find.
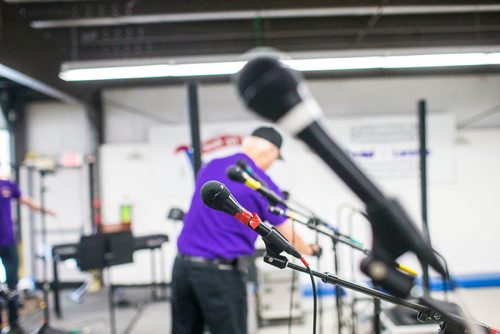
[236,56,445,297]
[226,165,284,206]
[200,180,304,262]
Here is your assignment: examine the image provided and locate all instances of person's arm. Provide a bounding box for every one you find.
[19,196,57,216]
[276,219,317,256]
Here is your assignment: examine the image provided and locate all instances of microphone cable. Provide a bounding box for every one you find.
[288,213,318,334]
[279,196,323,334]
[432,249,451,301]
[304,261,318,334]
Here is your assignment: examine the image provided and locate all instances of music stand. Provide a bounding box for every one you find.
[77,231,134,334]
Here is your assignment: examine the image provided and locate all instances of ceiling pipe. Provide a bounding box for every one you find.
[0,64,80,104]
[31,5,500,29]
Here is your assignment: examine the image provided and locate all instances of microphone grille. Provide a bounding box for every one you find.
[236,56,302,122]
[200,181,230,210]
[226,165,246,183]
[236,159,249,170]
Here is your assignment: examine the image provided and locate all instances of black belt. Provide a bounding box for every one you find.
[178,253,238,267]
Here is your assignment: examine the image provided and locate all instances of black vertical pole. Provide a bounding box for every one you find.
[87,90,104,234]
[39,170,51,325]
[373,297,381,334]
[187,81,202,177]
[88,160,97,234]
[418,100,431,293]
[333,241,343,334]
[27,165,37,277]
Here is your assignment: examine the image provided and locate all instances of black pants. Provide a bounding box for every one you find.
[171,255,247,334]
[0,244,19,328]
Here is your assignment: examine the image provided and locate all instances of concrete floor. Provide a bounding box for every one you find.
[14,287,500,334]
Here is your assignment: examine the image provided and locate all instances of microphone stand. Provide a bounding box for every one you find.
[236,58,498,333]
[288,213,361,334]
[277,210,422,334]
[262,252,436,322]
[35,170,68,334]
[261,252,492,334]
[312,220,323,334]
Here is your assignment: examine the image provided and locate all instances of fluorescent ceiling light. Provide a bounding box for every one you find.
[59,52,500,81]
[286,53,500,71]
[59,64,171,81]
[169,61,247,77]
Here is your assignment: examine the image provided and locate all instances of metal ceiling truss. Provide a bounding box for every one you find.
[1,0,500,92]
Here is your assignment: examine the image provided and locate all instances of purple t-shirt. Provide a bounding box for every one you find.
[178,153,287,259]
[0,179,21,247]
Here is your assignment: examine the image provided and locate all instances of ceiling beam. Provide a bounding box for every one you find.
[11,0,500,23]
[29,5,500,29]
[0,2,93,103]
[38,11,500,61]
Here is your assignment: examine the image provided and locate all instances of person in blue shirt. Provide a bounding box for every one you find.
[0,178,55,334]
[172,127,316,334]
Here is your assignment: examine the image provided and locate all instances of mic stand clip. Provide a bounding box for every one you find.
[263,252,288,270]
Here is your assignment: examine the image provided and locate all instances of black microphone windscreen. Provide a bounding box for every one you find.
[226,166,246,183]
[237,56,303,121]
[236,159,249,171]
[200,181,230,211]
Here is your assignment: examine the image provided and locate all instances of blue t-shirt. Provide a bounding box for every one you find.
[177,153,287,259]
[0,179,21,247]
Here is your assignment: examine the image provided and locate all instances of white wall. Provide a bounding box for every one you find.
[21,101,93,280]
[103,74,500,143]
[22,73,500,283]
[26,101,92,155]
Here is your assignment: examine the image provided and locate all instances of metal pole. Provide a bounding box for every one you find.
[316,231,323,334]
[88,160,98,234]
[187,81,202,177]
[418,100,431,293]
[39,170,50,325]
[87,90,104,234]
[109,272,117,334]
[27,166,37,277]
[333,241,343,334]
[373,296,381,334]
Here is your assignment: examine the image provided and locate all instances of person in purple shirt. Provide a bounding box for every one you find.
[171,127,315,334]
[0,178,55,334]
